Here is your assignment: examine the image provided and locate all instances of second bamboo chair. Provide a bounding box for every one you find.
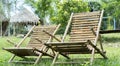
[3,24,60,65]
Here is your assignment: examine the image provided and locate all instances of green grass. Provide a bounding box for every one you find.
[0,33,120,66]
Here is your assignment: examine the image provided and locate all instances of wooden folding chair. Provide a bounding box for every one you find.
[3,24,60,65]
[45,10,108,66]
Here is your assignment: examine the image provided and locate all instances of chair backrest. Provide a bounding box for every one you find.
[69,11,103,43]
[27,25,57,48]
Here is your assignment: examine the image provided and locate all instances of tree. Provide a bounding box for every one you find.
[88,1,102,11]
[87,0,120,30]
[51,0,89,33]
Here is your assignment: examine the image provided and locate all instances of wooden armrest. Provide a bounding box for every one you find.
[35,38,43,43]
[42,30,61,42]
[88,26,96,36]
[7,38,17,47]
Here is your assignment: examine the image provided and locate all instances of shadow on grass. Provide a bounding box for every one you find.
[102,37,120,43]
[1,58,53,66]
[3,58,107,66]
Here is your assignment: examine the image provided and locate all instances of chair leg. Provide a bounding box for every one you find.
[99,36,104,52]
[8,55,16,63]
[34,53,43,65]
[90,48,95,65]
[51,49,56,56]
[51,52,59,66]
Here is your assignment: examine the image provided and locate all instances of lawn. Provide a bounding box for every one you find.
[0,33,120,66]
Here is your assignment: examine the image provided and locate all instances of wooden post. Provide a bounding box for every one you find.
[8,55,15,63]
[62,13,73,42]
[34,53,43,65]
[90,10,104,65]
[0,21,2,37]
[88,40,108,59]
[99,35,104,52]
[51,52,59,66]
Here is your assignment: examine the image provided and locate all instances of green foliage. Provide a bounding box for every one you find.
[87,0,120,30]
[101,0,120,30]
[88,1,102,11]
[24,0,120,32]
[51,0,89,34]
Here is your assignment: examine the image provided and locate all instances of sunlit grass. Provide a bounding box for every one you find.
[0,33,120,66]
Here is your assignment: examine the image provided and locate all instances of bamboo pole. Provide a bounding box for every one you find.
[16,25,35,47]
[61,13,73,42]
[90,10,104,65]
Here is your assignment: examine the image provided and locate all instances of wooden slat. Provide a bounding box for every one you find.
[72,19,99,22]
[59,49,90,53]
[72,24,98,27]
[73,15,100,19]
[70,33,94,36]
[46,42,87,46]
[3,47,39,56]
[70,35,95,38]
[73,17,100,20]
[72,23,98,26]
[28,26,57,48]
[69,11,100,43]
[71,28,97,31]
[71,31,93,34]
[73,14,100,18]
[70,38,95,40]
[70,35,95,37]
[62,51,99,54]
[71,29,95,32]
[70,39,94,43]
[55,47,89,50]
[72,20,98,24]
[71,29,92,33]
[73,11,100,17]
[70,36,95,39]
[70,37,95,39]
[52,45,86,48]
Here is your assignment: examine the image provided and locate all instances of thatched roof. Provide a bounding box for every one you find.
[10,8,40,24]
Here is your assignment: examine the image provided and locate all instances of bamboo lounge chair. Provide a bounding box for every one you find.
[3,24,60,65]
[45,10,108,66]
